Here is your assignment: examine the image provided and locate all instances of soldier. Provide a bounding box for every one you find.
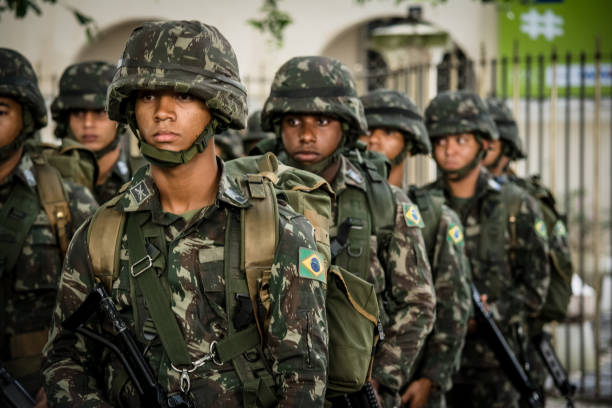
[422,90,549,408]
[0,48,98,403]
[243,110,274,155]
[361,89,471,408]
[42,21,328,407]
[259,56,436,406]
[214,128,244,160]
[51,61,134,204]
[484,97,573,403]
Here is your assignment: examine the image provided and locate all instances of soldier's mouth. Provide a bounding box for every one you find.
[294,151,320,162]
[153,131,179,142]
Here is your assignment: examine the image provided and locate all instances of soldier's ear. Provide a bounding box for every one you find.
[481,139,491,151]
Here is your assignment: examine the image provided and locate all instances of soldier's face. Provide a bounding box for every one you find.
[0,97,23,148]
[433,133,486,171]
[281,114,342,165]
[135,90,211,152]
[365,128,405,162]
[69,109,118,152]
[482,139,502,167]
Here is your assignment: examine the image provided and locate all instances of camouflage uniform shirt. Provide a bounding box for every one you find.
[94,153,132,204]
[407,188,471,395]
[0,150,98,392]
[42,161,328,407]
[330,155,435,396]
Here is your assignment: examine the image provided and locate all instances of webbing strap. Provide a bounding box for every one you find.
[409,187,443,262]
[0,182,39,277]
[31,157,72,257]
[88,206,124,292]
[125,212,191,366]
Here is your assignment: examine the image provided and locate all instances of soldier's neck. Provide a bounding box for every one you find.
[388,163,404,188]
[446,165,481,199]
[151,146,219,215]
[0,145,23,184]
[96,146,121,185]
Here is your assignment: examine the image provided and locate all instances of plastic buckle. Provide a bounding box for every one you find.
[130,255,152,277]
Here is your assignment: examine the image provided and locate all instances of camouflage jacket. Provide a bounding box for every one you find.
[93,152,132,204]
[0,151,98,376]
[425,169,549,370]
[330,155,435,394]
[407,189,471,392]
[42,162,328,407]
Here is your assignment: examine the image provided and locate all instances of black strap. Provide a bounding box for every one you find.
[270,86,356,98]
[364,107,422,121]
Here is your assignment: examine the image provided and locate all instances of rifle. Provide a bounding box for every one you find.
[0,363,35,408]
[63,283,192,408]
[533,332,575,408]
[471,284,543,408]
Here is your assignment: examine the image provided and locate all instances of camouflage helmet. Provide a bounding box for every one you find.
[360,89,431,155]
[424,90,498,141]
[107,20,247,130]
[51,61,115,122]
[0,48,47,130]
[244,109,274,143]
[215,129,244,160]
[485,97,526,160]
[261,56,367,143]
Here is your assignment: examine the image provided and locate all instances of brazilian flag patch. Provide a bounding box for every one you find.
[404,204,425,228]
[535,220,548,239]
[553,220,567,238]
[447,223,464,247]
[299,247,326,283]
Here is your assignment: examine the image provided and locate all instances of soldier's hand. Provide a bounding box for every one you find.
[468,294,489,333]
[480,293,489,312]
[401,377,432,408]
[34,387,47,408]
[369,378,384,407]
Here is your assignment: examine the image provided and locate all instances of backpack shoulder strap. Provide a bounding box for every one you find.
[87,196,125,292]
[408,186,443,260]
[30,154,72,257]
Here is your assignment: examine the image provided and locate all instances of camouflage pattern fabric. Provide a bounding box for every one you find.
[93,152,132,204]
[425,170,549,408]
[424,90,498,141]
[107,20,247,130]
[42,161,329,407]
[215,129,245,160]
[408,195,471,406]
[0,150,98,394]
[360,89,431,155]
[260,56,368,143]
[244,110,274,143]
[0,48,47,130]
[485,97,526,160]
[51,61,116,124]
[329,156,435,404]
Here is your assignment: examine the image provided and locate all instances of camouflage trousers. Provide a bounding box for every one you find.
[446,368,519,408]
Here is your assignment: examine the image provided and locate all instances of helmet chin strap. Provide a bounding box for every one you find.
[388,139,412,167]
[0,108,34,161]
[93,129,122,160]
[485,148,504,173]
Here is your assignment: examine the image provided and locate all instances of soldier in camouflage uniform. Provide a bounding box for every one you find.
[0,48,98,401]
[259,56,435,407]
[42,21,328,407]
[243,110,274,155]
[214,128,244,160]
[51,61,134,204]
[484,97,573,403]
[423,90,550,408]
[361,89,471,408]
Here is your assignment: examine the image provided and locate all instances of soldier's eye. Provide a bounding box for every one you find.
[176,93,193,102]
[317,117,330,126]
[138,92,155,101]
[284,117,300,127]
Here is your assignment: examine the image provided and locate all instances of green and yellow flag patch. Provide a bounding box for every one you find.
[404,204,425,228]
[447,223,464,246]
[299,247,326,283]
[535,220,548,239]
[553,220,567,238]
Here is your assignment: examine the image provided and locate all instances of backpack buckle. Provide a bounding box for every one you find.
[131,255,152,277]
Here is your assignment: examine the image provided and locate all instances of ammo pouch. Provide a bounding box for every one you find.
[326,265,381,397]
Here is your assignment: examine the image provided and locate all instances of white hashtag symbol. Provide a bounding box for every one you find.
[520,8,564,41]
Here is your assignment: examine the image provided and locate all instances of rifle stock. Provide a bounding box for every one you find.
[0,364,35,408]
[533,332,575,408]
[471,284,543,408]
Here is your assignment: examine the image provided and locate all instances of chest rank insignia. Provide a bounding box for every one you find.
[535,220,548,239]
[447,223,464,246]
[129,180,151,205]
[299,247,326,283]
[404,204,424,228]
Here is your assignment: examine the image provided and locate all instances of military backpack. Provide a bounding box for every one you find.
[86,153,380,404]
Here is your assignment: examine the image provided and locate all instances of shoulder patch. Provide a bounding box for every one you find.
[535,219,548,239]
[553,220,567,238]
[447,223,464,246]
[404,203,425,228]
[299,247,326,283]
[129,180,151,204]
